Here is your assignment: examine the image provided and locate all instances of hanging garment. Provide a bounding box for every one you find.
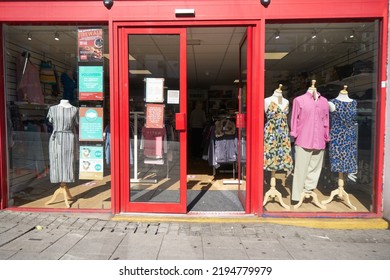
[16,53,44,104]
[207,121,238,167]
[264,101,293,171]
[329,99,358,173]
[104,125,133,166]
[47,105,78,183]
[141,127,167,159]
[61,72,76,104]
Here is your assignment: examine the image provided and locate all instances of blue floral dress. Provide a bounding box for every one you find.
[264,101,293,171]
[329,98,358,173]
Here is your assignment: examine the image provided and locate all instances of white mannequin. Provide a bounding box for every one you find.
[263,83,290,210]
[328,85,353,112]
[307,79,318,101]
[59,99,72,108]
[264,84,289,112]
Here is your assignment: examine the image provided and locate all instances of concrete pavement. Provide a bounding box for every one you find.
[0,210,390,260]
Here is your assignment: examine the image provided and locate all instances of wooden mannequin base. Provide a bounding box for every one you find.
[45,183,73,208]
[293,190,326,210]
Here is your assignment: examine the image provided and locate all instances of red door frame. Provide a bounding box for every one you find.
[116,26,188,213]
[112,21,258,214]
[237,26,254,214]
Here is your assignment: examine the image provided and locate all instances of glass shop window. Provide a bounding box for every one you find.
[3,24,111,209]
[263,21,378,213]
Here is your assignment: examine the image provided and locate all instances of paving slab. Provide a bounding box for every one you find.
[0,227,65,253]
[0,224,35,247]
[61,230,125,259]
[110,233,163,260]
[0,250,16,260]
[202,235,243,249]
[203,247,249,260]
[37,229,88,259]
[158,235,203,259]
[240,238,293,260]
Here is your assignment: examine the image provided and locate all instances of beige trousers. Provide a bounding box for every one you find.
[291,145,324,201]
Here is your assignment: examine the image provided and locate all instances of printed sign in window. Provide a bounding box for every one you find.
[79,145,104,180]
[79,107,103,141]
[145,78,164,103]
[79,66,104,101]
[145,103,165,128]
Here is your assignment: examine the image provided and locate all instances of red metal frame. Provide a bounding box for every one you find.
[0,24,7,210]
[0,1,387,219]
[118,27,188,213]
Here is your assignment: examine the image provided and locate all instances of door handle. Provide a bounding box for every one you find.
[236,113,246,128]
[175,113,186,131]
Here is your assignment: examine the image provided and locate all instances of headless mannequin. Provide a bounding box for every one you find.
[307,79,318,101]
[322,85,357,210]
[328,85,353,112]
[264,84,289,111]
[59,99,72,108]
[263,84,290,210]
[293,79,326,210]
[45,99,74,208]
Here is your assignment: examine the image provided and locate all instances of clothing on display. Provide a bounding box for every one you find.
[290,83,330,202]
[206,119,237,168]
[104,125,133,166]
[140,126,167,162]
[290,91,330,150]
[61,71,76,104]
[16,52,44,104]
[264,101,293,171]
[329,98,358,173]
[47,102,78,183]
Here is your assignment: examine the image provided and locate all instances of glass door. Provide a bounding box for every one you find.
[119,27,187,213]
[237,29,250,212]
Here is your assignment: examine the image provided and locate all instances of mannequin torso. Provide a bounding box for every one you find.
[328,86,353,112]
[265,91,289,112]
[59,99,72,108]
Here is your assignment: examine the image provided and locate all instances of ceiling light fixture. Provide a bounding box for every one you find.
[27,32,32,41]
[275,31,280,40]
[54,32,60,41]
[311,30,317,39]
[129,70,152,75]
[349,31,355,39]
[265,52,289,60]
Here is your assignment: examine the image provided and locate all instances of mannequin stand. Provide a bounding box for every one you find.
[321,173,357,210]
[263,171,290,210]
[45,182,73,208]
[293,190,326,210]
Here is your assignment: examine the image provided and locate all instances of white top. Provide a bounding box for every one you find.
[264,91,289,112]
[59,99,73,108]
[328,92,353,112]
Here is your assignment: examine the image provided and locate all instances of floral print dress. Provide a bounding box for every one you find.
[329,98,358,173]
[264,101,293,171]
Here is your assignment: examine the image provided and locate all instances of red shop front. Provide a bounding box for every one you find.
[0,0,387,219]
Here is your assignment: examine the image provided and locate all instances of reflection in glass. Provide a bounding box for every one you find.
[3,25,111,209]
[264,22,378,212]
[128,34,180,203]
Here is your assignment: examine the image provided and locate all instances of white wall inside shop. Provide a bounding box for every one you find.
[383,2,390,222]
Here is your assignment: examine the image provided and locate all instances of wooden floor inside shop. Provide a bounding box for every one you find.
[263,171,371,212]
[10,159,371,212]
[10,168,112,209]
